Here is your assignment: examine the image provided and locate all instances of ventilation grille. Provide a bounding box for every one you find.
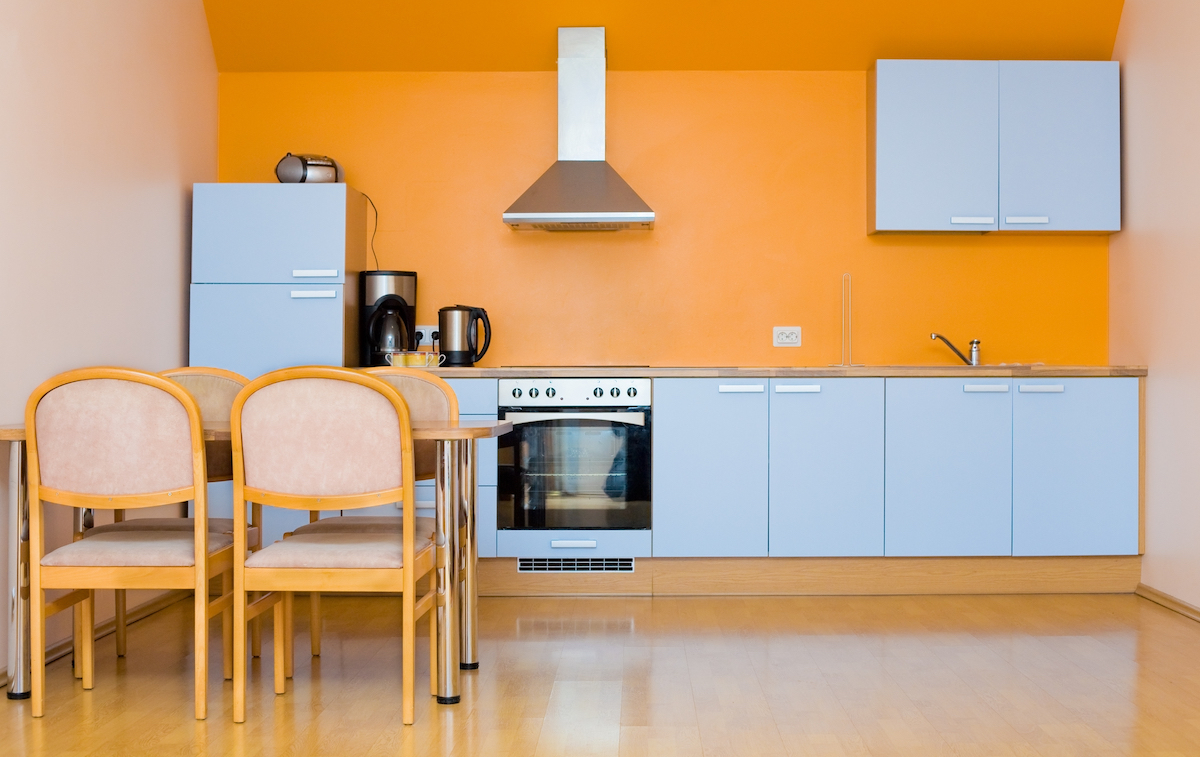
[518,558,634,573]
[530,222,631,231]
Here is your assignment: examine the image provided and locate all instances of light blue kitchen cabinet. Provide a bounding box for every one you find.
[871,59,1000,232]
[1013,378,1139,555]
[768,379,885,556]
[885,378,1013,556]
[652,378,769,557]
[999,61,1120,232]
[192,183,367,284]
[189,283,347,380]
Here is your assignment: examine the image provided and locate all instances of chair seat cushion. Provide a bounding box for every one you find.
[292,515,434,538]
[86,518,261,548]
[245,532,431,570]
[42,531,233,567]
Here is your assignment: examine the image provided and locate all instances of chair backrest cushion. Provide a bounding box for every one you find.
[34,379,194,495]
[167,373,244,423]
[240,377,403,496]
[373,374,452,422]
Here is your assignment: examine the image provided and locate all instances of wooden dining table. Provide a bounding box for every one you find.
[1,418,511,705]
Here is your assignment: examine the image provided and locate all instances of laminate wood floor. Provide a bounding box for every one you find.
[3,593,1200,756]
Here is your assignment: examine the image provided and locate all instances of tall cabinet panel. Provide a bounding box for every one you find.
[768,379,885,557]
[999,61,1120,231]
[192,183,364,284]
[872,60,999,232]
[885,378,1013,556]
[652,379,769,557]
[1013,378,1139,556]
[189,284,345,381]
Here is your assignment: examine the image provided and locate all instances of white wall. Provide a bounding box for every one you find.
[0,1,217,669]
[1111,1,1200,607]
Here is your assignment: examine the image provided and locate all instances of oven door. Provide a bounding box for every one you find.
[497,408,651,530]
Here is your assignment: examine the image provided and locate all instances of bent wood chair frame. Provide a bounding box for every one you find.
[26,367,232,720]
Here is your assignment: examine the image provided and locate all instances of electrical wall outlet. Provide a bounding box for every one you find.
[773,326,802,347]
[415,325,437,347]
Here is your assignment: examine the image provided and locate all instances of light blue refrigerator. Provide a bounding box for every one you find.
[189,182,368,541]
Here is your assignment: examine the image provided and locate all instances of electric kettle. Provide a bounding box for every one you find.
[438,305,491,367]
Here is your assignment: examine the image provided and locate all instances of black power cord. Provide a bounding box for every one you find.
[363,192,381,270]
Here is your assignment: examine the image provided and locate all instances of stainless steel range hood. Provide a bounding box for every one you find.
[503,28,654,231]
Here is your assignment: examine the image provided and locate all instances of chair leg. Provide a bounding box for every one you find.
[273,600,287,695]
[309,592,321,656]
[72,603,83,679]
[194,579,208,720]
[402,589,416,725]
[222,572,234,681]
[115,589,127,657]
[251,593,262,658]
[233,584,247,723]
[284,592,294,678]
[32,590,46,718]
[80,591,95,690]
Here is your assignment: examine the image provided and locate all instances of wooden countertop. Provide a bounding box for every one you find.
[428,365,1148,379]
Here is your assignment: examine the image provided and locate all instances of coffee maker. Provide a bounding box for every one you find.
[360,271,417,366]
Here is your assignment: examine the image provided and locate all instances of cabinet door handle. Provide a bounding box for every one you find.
[292,269,338,277]
[551,540,597,549]
[291,290,337,299]
[1005,216,1049,224]
[1018,384,1064,393]
[775,384,820,393]
[718,385,765,393]
[950,216,995,224]
[963,384,1008,393]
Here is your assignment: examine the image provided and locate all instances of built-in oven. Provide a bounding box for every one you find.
[497,378,651,561]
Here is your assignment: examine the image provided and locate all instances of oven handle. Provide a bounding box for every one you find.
[505,411,646,427]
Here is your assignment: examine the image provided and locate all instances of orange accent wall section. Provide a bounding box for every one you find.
[218,71,1108,367]
[203,0,1124,72]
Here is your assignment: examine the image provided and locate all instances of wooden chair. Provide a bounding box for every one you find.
[76,367,260,667]
[26,367,233,720]
[230,366,435,725]
[293,366,455,659]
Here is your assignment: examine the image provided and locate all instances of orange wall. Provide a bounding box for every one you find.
[218,71,1109,367]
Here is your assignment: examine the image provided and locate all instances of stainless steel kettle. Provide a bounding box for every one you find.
[438,305,491,367]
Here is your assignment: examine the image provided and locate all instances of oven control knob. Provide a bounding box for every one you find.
[593,387,603,398]
[627,387,638,398]
[529,388,539,398]
[512,388,522,399]
[546,387,556,398]
[610,387,620,398]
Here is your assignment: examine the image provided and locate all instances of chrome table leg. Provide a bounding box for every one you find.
[8,441,30,699]
[459,438,478,670]
[434,439,461,704]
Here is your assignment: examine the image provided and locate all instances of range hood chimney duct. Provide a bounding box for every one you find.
[502,28,655,231]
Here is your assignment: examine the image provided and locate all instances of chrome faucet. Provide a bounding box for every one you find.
[931,333,981,366]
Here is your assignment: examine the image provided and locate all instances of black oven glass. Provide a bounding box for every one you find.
[497,410,651,529]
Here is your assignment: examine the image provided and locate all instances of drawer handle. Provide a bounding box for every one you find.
[1005,216,1049,224]
[963,384,1008,393]
[950,216,995,224]
[775,385,820,393]
[550,540,597,549]
[291,290,337,299]
[1018,384,1064,393]
[718,385,764,393]
[293,269,338,277]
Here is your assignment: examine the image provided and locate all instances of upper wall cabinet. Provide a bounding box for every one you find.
[870,60,1120,233]
[872,60,1000,232]
[999,61,1120,232]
